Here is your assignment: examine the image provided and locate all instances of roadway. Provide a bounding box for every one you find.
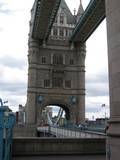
[13,155,105,160]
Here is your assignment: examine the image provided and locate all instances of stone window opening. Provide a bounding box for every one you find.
[66,29,68,37]
[60,14,64,24]
[53,28,58,36]
[53,54,63,65]
[65,80,71,88]
[44,79,50,88]
[70,59,74,65]
[55,16,58,24]
[59,28,64,37]
[42,56,46,64]
[52,77,63,88]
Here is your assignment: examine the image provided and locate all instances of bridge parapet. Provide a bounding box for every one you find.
[13,137,105,156]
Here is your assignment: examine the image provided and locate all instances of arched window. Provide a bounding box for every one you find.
[60,14,64,24]
[55,16,58,24]
[53,28,58,36]
[66,29,68,37]
[70,59,74,65]
[53,54,63,65]
[59,28,64,37]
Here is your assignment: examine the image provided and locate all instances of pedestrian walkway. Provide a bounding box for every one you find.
[13,155,105,160]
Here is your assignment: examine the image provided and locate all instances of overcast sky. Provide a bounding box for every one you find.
[0,0,109,120]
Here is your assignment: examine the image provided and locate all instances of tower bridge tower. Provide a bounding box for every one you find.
[26,0,86,125]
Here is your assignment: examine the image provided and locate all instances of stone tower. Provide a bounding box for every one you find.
[26,0,86,125]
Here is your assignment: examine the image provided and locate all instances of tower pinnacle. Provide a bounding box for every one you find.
[76,0,84,22]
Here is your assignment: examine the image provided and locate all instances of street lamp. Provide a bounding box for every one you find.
[101,104,107,125]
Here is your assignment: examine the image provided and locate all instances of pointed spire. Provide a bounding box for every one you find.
[77,0,84,16]
[76,0,84,22]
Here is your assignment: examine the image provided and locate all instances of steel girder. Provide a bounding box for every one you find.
[31,0,61,41]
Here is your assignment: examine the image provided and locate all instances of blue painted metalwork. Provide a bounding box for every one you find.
[31,0,61,41]
[0,99,16,160]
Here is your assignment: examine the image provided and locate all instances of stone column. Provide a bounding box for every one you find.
[26,38,39,124]
[106,1,120,159]
[76,43,86,124]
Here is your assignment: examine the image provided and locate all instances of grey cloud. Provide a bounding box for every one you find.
[86,107,100,113]
[0,2,13,15]
[86,83,109,97]
[0,82,27,95]
[0,55,27,69]
[0,27,3,32]
[0,9,12,14]
[86,73,109,97]
[86,73,108,84]
[0,2,23,15]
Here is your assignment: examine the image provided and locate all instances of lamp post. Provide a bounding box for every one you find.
[101,104,107,125]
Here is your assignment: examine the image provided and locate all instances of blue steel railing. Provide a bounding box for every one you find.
[0,99,16,160]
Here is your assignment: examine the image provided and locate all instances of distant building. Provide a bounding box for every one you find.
[17,104,25,125]
[40,107,53,126]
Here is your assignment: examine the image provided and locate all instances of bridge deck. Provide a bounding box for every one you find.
[31,0,61,41]
[13,155,105,160]
[70,0,105,43]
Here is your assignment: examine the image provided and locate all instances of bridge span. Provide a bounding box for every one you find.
[31,0,106,43]
[31,0,61,41]
[70,0,105,42]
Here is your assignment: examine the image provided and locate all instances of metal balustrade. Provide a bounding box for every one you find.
[0,99,16,160]
[49,126,106,138]
[37,126,106,138]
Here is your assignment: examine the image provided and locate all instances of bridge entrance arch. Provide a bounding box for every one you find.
[37,104,70,126]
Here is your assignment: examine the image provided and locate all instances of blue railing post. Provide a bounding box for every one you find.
[0,98,16,160]
[0,107,6,160]
[4,113,15,160]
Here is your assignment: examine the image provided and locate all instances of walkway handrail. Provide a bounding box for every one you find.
[49,126,106,138]
[0,101,16,160]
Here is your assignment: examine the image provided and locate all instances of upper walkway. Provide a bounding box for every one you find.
[70,0,105,42]
[31,0,61,41]
[31,0,105,43]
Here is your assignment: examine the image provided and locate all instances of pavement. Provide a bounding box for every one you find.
[13,155,105,160]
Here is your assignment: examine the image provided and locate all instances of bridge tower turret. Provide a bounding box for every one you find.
[76,0,84,23]
[26,0,86,126]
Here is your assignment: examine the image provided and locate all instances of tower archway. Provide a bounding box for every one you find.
[38,104,70,126]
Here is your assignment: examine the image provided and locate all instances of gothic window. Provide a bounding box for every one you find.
[66,29,68,37]
[70,59,74,65]
[59,28,64,37]
[60,14,64,24]
[53,28,58,36]
[53,54,63,65]
[65,80,71,88]
[44,79,50,87]
[42,56,46,64]
[55,16,58,23]
[69,30,72,36]
[52,77,63,88]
